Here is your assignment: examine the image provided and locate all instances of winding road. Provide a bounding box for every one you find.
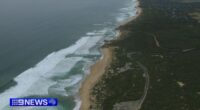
[136,61,150,109]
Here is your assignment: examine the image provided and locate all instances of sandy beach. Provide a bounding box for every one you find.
[79,1,142,110]
[79,0,200,109]
[80,48,113,110]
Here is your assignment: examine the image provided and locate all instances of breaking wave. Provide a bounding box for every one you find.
[0,0,138,109]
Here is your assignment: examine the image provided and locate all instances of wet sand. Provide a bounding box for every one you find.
[80,48,113,110]
[79,1,142,110]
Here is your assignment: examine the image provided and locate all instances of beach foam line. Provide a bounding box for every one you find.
[116,0,138,24]
[75,36,103,55]
[80,48,113,110]
[73,99,81,110]
[0,32,106,109]
[79,0,140,109]
[0,37,87,109]
[48,74,83,97]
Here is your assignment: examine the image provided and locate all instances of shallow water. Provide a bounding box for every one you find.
[0,0,137,109]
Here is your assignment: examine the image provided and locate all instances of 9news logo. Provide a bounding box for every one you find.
[10,98,58,106]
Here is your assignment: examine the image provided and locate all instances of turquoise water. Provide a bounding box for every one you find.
[0,0,137,109]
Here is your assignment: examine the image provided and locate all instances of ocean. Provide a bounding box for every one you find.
[0,0,137,109]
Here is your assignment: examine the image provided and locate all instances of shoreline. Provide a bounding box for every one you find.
[80,0,200,109]
[79,0,142,110]
[119,1,142,27]
[79,47,113,110]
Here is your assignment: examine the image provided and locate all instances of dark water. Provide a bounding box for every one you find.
[0,0,125,87]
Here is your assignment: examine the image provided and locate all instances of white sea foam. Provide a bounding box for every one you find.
[116,0,137,23]
[76,28,114,55]
[72,0,138,109]
[0,35,103,109]
[72,0,138,110]
[75,36,103,55]
[73,98,81,110]
[45,57,82,78]
[48,75,83,97]
[0,0,138,109]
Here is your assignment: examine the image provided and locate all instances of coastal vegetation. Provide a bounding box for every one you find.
[90,0,200,109]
